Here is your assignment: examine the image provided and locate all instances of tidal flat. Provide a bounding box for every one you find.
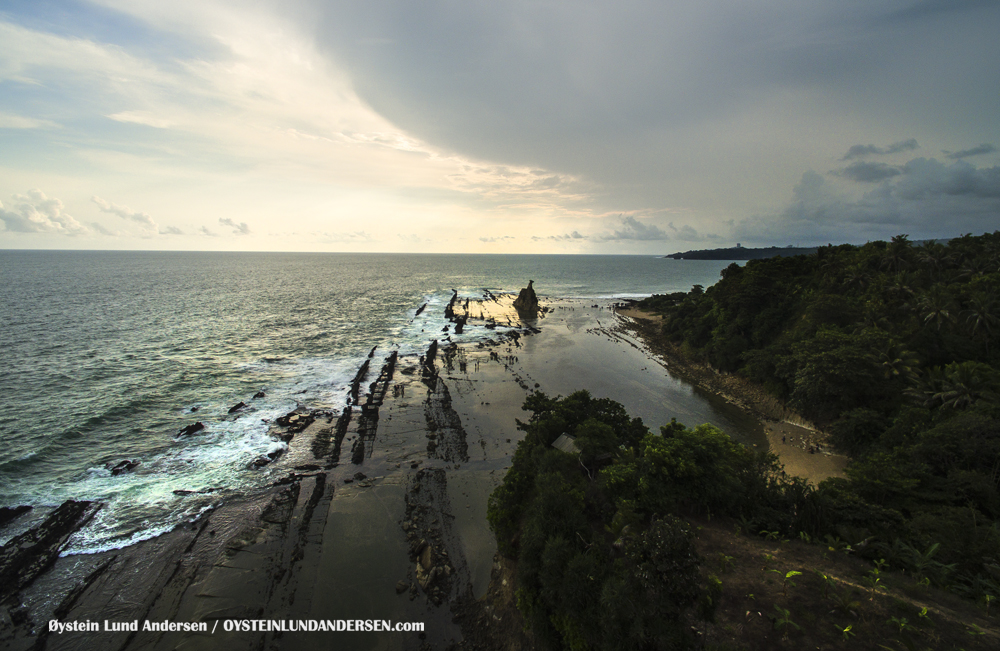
[0,289,765,651]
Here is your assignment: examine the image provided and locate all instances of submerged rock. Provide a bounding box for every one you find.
[177,421,206,437]
[228,401,248,414]
[107,459,140,476]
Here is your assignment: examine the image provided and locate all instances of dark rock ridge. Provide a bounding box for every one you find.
[512,280,539,315]
[422,340,439,380]
[351,351,398,464]
[0,506,31,529]
[444,290,459,320]
[349,358,370,404]
[402,468,470,607]
[424,371,469,462]
[0,500,102,604]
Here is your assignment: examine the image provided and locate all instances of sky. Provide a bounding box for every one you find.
[0,0,998,254]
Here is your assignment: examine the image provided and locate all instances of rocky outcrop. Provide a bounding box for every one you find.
[0,506,31,529]
[0,500,101,603]
[350,352,398,465]
[402,468,468,607]
[512,280,539,316]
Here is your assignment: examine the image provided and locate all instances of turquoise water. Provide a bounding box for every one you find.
[0,251,733,553]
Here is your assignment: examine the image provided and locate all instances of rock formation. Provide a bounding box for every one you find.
[512,279,540,316]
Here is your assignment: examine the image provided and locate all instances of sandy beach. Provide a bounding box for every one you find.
[1,287,834,651]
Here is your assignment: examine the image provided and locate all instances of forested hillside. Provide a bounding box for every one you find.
[485,233,1000,650]
[637,232,1000,594]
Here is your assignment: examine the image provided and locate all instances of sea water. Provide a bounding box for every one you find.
[0,251,733,554]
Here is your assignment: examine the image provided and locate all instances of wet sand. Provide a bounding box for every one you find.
[0,289,791,651]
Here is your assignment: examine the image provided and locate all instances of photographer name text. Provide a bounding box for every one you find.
[48,619,425,635]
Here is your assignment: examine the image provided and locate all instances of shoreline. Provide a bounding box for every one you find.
[1,288,822,650]
[614,303,848,484]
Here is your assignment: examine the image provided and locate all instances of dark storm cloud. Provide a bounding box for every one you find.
[945,143,996,159]
[841,139,920,160]
[595,216,670,242]
[283,0,999,233]
[834,161,903,183]
[735,157,1000,244]
[667,222,706,241]
[884,0,999,22]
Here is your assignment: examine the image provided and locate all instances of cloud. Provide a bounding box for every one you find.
[160,225,184,235]
[479,235,514,243]
[833,161,903,183]
[735,157,1000,244]
[0,189,87,235]
[89,222,122,236]
[841,139,920,160]
[106,111,176,129]
[667,222,705,241]
[92,196,158,229]
[219,217,250,235]
[945,143,996,159]
[0,111,59,129]
[312,230,374,243]
[594,216,670,242]
[397,233,430,244]
[199,226,218,236]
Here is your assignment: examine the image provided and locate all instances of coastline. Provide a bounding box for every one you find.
[1,287,832,650]
[614,304,848,484]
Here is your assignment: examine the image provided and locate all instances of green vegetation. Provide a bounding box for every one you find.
[487,391,811,649]
[635,232,1000,601]
[487,233,1000,649]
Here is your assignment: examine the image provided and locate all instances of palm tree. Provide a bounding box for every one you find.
[916,241,955,275]
[880,344,920,384]
[917,286,956,332]
[913,362,999,410]
[881,234,913,273]
[841,264,871,292]
[964,293,999,356]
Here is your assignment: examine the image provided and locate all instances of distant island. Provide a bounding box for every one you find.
[663,243,819,260]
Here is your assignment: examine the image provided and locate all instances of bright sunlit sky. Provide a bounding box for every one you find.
[1,1,998,253]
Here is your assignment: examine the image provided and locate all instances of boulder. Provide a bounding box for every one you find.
[228,401,247,414]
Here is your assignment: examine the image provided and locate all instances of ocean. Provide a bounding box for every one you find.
[0,251,734,555]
